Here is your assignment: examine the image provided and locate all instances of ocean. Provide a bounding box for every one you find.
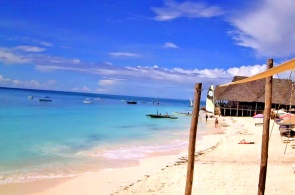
[0,87,208,184]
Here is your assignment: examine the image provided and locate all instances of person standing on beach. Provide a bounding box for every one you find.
[215,117,218,128]
[205,114,208,122]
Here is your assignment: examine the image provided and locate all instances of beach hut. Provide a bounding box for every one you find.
[218,58,295,195]
[214,76,294,117]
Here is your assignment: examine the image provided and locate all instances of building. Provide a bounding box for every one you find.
[214,76,295,116]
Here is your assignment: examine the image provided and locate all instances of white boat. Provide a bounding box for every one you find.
[83,98,93,104]
[28,95,33,99]
[173,110,192,115]
[189,97,193,107]
[205,85,215,114]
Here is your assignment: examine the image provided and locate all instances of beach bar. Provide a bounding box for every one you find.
[214,76,295,117]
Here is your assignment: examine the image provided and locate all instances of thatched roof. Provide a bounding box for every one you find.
[215,76,294,105]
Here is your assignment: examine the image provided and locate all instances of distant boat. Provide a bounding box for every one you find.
[189,97,193,107]
[83,98,93,104]
[127,100,137,104]
[173,110,192,115]
[205,85,215,114]
[146,114,177,119]
[28,95,33,99]
[39,96,52,102]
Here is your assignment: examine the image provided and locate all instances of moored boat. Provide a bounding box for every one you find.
[173,110,192,115]
[39,96,52,102]
[146,114,177,119]
[127,100,137,104]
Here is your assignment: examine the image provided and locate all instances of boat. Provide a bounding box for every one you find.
[146,114,177,119]
[83,98,93,104]
[126,100,137,104]
[28,95,33,99]
[189,97,193,107]
[205,85,215,114]
[39,96,52,102]
[173,110,192,115]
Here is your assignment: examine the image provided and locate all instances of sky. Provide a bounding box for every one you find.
[1,0,295,100]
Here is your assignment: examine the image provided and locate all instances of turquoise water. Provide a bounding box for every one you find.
[0,87,207,183]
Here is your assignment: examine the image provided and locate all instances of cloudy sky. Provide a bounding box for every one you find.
[1,0,295,100]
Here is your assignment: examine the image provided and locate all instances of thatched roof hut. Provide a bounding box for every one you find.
[215,76,294,106]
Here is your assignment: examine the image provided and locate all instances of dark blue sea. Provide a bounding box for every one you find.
[0,87,208,184]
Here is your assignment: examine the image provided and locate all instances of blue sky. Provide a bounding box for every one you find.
[1,0,295,100]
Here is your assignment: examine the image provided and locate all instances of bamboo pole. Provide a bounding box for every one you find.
[257,59,273,195]
[185,83,202,195]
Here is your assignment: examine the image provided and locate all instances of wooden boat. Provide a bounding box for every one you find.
[39,96,52,102]
[146,114,177,119]
[127,101,137,104]
[173,110,192,115]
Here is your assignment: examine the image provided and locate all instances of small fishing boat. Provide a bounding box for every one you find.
[173,110,192,115]
[39,96,52,102]
[146,114,178,119]
[126,100,137,104]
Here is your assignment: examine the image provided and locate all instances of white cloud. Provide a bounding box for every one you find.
[226,64,267,77]
[72,86,91,92]
[39,41,53,47]
[10,79,41,88]
[0,49,29,64]
[229,0,295,57]
[47,80,56,85]
[109,52,141,58]
[98,79,116,86]
[164,42,178,48]
[14,45,46,52]
[152,0,223,21]
[0,75,10,82]
[72,59,81,64]
[104,61,113,65]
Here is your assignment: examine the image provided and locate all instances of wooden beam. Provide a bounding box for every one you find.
[185,83,202,195]
[257,59,273,195]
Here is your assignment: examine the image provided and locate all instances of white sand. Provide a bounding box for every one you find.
[114,117,295,195]
[1,116,295,195]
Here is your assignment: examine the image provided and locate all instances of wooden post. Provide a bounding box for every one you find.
[185,83,202,195]
[257,59,273,195]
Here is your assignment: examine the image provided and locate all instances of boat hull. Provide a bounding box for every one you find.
[127,101,137,104]
[146,114,177,119]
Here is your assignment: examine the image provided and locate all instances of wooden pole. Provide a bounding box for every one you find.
[185,83,202,195]
[257,59,273,195]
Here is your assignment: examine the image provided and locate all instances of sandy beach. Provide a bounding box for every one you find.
[1,116,295,195]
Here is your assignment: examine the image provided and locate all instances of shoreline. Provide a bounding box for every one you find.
[3,116,294,195]
[0,116,226,195]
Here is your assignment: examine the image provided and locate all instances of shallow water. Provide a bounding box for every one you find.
[0,87,210,183]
